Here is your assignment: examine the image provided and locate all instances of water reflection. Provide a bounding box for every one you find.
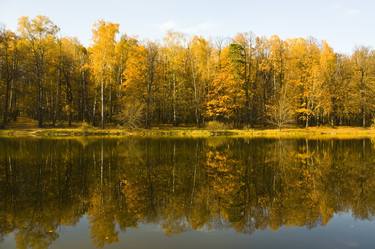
[1,138,375,248]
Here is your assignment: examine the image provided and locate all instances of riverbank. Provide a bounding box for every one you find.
[1,126,375,139]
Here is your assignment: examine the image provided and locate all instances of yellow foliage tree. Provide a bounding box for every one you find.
[89,20,119,128]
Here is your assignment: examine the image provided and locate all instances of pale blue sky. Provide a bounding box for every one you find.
[0,0,373,53]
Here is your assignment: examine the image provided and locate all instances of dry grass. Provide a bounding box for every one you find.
[235,127,375,139]
[1,126,375,139]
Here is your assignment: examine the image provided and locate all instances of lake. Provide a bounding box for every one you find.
[1,138,375,249]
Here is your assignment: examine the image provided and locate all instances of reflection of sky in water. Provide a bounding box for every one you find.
[2,213,374,249]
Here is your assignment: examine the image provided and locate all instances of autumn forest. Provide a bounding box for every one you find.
[1,15,375,129]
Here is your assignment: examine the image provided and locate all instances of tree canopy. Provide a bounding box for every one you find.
[1,15,375,128]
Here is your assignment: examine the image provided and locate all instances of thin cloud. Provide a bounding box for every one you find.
[182,22,214,33]
[159,20,177,32]
[159,20,215,34]
[332,3,361,16]
[345,8,360,16]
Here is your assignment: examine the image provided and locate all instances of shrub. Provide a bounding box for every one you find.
[371,118,375,129]
[114,100,145,129]
[205,121,228,130]
[79,121,92,131]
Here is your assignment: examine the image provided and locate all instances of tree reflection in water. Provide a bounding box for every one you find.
[1,138,375,248]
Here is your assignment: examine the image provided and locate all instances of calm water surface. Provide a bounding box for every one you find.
[1,138,375,249]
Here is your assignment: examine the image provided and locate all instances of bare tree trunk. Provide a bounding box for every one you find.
[363,109,366,127]
[2,78,10,127]
[81,71,87,122]
[146,44,158,129]
[172,73,177,126]
[101,81,104,129]
[64,72,73,127]
[92,89,97,126]
[37,79,43,127]
[9,78,14,120]
[360,70,366,127]
[109,85,112,122]
[191,59,199,127]
[100,139,104,188]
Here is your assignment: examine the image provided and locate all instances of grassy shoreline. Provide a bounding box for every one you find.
[1,126,375,139]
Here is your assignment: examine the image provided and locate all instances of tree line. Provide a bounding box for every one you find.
[1,15,375,129]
